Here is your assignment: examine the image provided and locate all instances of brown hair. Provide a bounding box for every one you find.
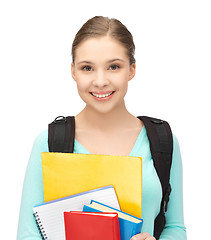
[72,16,135,65]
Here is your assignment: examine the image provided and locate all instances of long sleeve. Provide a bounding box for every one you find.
[17,130,48,240]
[159,135,187,240]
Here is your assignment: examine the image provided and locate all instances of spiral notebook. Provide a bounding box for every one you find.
[33,185,120,240]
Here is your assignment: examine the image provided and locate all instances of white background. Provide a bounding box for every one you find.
[1,0,210,239]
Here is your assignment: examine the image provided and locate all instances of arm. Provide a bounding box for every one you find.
[17,130,48,240]
[131,134,187,240]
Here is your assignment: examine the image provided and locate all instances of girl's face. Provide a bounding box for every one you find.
[71,36,136,114]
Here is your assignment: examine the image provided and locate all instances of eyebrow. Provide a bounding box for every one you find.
[77,58,125,65]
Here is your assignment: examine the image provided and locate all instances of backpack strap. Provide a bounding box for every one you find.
[138,116,173,239]
[48,116,75,153]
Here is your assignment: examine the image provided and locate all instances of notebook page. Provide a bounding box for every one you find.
[33,186,119,240]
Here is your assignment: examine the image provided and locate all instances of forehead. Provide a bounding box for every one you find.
[74,36,128,63]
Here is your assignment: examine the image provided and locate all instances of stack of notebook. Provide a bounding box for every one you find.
[33,153,143,239]
[33,186,120,240]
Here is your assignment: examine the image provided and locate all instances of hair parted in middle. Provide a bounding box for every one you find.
[72,16,136,65]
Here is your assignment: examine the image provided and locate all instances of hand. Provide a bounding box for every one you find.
[130,232,156,240]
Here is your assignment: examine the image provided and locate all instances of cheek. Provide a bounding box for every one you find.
[75,80,90,102]
[114,72,129,89]
[75,76,90,93]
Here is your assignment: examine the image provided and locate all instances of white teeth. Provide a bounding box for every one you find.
[92,92,113,98]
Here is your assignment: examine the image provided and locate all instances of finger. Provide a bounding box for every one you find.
[146,237,156,240]
[130,232,154,240]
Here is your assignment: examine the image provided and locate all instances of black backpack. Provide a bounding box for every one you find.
[48,115,173,239]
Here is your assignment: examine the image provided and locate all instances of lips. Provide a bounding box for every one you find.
[91,90,114,94]
[90,91,115,101]
[90,91,114,98]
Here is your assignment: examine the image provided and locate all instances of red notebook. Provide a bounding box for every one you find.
[64,211,121,240]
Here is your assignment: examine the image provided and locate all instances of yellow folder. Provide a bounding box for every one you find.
[41,153,142,217]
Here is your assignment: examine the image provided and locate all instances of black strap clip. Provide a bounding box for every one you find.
[151,118,164,124]
[54,116,67,124]
[163,184,172,213]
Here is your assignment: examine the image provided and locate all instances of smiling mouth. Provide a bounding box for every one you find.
[90,91,115,98]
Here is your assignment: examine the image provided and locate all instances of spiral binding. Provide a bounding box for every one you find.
[33,212,48,239]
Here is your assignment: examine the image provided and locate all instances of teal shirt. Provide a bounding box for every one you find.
[17,126,186,239]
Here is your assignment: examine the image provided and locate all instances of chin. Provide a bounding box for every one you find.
[88,102,122,115]
[82,93,125,115]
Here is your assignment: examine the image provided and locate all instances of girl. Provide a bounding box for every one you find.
[17,16,186,240]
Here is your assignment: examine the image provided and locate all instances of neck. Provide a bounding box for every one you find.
[76,101,135,132]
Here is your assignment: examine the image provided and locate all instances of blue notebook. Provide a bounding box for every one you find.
[83,200,143,240]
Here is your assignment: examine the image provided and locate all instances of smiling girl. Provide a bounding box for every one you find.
[72,34,142,156]
[17,16,186,240]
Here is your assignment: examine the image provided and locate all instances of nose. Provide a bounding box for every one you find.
[92,70,109,88]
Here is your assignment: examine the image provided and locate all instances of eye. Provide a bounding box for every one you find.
[82,65,93,71]
[109,64,120,70]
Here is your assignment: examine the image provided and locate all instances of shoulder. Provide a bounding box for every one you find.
[172,133,181,154]
[25,129,49,170]
[34,129,48,143]
[32,129,49,152]
[171,133,183,172]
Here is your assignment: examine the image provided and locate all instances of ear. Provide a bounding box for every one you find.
[128,63,136,81]
[71,62,76,81]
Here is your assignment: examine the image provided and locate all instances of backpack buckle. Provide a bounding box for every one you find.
[151,119,164,124]
[163,184,172,213]
[54,116,67,123]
